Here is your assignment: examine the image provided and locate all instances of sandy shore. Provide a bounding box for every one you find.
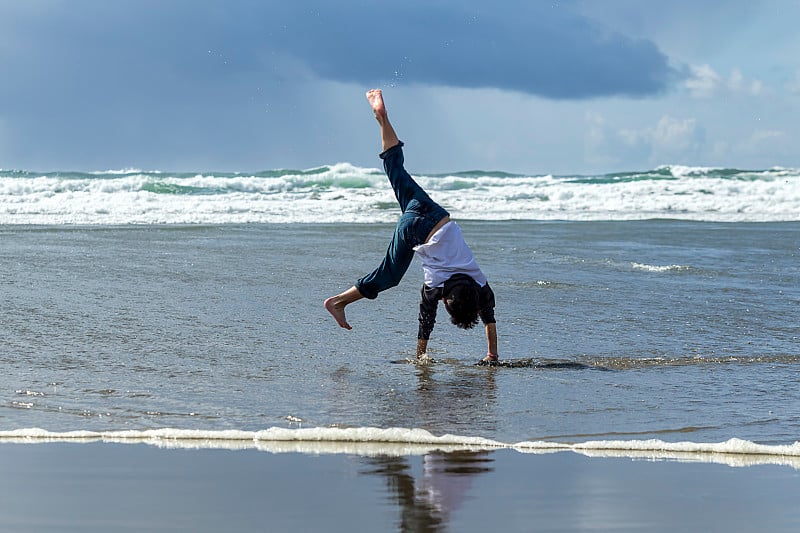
[1,442,798,532]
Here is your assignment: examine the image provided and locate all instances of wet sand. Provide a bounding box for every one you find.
[1,442,798,532]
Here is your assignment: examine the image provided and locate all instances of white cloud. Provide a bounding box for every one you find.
[685,64,722,98]
[584,112,703,168]
[612,114,702,163]
[652,116,698,152]
[649,115,703,164]
[685,64,766,98]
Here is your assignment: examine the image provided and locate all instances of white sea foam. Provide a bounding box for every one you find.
[631,263,691,273]
[1,427,798,468]
[0,165,797,224]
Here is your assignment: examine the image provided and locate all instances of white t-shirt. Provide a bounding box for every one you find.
[413,221,487,288]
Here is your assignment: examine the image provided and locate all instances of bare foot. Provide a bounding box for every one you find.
[324,297,352,330]
[366,89,387,118]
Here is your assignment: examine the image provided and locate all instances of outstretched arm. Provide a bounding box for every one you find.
[366,89,400,152]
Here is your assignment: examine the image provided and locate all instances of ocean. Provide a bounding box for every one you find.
[1,164,799,529]
[1,164,798,444]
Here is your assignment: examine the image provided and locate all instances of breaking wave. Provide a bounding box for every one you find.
[0,165,797,224]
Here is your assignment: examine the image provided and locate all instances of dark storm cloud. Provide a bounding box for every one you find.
[1,1,682,100]
[279,1,684,99]
[0,0,684,169]
[201,0,684,99]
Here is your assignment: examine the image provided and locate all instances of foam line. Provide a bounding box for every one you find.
[1,428,798,468]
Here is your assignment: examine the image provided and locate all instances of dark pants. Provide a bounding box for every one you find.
[355,142,449,299]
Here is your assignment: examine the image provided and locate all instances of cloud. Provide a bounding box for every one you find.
[585,112,704,167]
[685,65,723,98]
[277,2,684,99]
[651,115,702,158]
[685,64,766,98]
[0,0,690,170]
[5,1,794,173]
[1,1,682,101]
[584,111,651,168]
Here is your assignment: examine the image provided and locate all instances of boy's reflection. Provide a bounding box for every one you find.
[411,362,498,435]
[363,357,500,530]
[361,451,494,533]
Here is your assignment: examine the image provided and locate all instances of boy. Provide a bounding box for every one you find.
[324,90,498,364]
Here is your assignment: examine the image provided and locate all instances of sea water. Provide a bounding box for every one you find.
[0,165,798,460]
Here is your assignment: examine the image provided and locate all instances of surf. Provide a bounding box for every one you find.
[0,165,797,224]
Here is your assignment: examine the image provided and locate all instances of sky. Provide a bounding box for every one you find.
[0,0,798,174]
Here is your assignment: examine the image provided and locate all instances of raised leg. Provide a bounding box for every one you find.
[324,286,363,330]
[366,89,400,152]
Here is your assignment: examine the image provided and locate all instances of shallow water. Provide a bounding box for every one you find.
[1,221,798,447]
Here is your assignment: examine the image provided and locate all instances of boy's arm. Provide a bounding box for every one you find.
[417,285,440,358]
[416,338,429,358]
[479,283,498,358]
[485,322,498,357]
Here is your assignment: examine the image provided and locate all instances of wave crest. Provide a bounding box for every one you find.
[0,165,797,224]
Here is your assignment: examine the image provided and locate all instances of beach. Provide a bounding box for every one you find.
[1,166,799,531]
[4,0,800,529]
[1,440,799,532]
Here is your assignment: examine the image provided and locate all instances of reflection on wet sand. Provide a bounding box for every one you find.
[358,362,499,531]
[361,451,494,533]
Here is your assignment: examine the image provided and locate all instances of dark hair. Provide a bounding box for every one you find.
[443,282,480,330]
